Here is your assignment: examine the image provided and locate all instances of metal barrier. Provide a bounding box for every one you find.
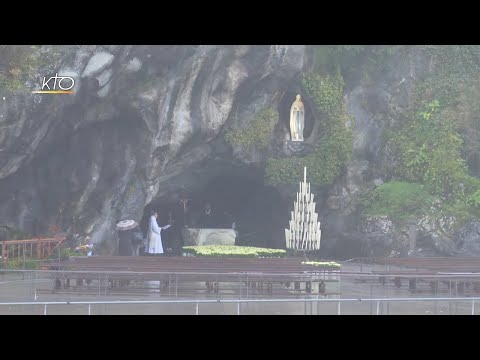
[0,269,343,299]
[0,297,478,315]
[4,268,480,278]
[3,269,480,314]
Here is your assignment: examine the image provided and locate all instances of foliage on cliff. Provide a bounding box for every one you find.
[226,108,279,150]
[0,45,74,93]
[0,45,40,91]
[365,45,480,227]
[416,45,480,177]
[390,100,471,199]
[363,182,435,225]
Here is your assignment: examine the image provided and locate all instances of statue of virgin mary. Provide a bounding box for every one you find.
[290,94,305,141]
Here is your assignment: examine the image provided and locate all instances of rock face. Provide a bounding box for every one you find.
[360,217,407,257]
[456,221,480,256]
[353,215,458,258]
[0,45,307,249]
[319,49,435,257]
[0,45,476,258]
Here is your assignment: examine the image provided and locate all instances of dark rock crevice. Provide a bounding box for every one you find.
[142,170,289,251]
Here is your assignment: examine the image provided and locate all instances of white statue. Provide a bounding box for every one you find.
[290,94,305,141]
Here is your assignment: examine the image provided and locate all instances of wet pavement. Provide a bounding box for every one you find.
[0,262,478,315]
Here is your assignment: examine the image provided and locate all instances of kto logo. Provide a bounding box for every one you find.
[32,73,75,94]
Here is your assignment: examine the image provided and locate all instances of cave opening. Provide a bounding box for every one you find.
[141,174,289,254]
[279,91,315,140]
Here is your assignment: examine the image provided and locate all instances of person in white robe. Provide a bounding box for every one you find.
[146,211,171,255]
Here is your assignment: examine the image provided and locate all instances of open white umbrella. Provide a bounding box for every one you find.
[116,220,138,231]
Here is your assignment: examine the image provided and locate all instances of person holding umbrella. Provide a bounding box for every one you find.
[146,211,171,255]
[116,219,142,256]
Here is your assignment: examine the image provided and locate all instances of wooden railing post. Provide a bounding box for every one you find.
[37,238,41,259]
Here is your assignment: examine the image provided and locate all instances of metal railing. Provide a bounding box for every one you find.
[3,268,480,278]
[3,268,480,314]
[0,297,478,315]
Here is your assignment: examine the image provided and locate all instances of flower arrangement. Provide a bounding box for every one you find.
[182,245,286,258]
[73,235,95,256]
[301,261,341,268]
[75,243,94,256]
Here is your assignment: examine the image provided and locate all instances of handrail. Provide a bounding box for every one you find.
[0,238,64,244]
[0,296,479,305]
[3,268,480,279]
[0,297,478,315]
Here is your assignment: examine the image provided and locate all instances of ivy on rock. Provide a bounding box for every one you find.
[225,108,279,150]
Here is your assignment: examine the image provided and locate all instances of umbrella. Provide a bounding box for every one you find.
[116,220,138,231]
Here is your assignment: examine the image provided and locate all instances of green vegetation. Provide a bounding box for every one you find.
[390,100,470,199]
[265,70,354,186]
[0,45,41,92]
[1,258,39,270]
[0,45,71,93]
[301,261,341,268]
[422,45,480,75]
[414,46,480,177]
[467,189,480,209]
[48,248,83,261]
[364,46,480,227]
[182,245,286,258]
[226,108,279,150]
[301,71,344,122]
[363,182,435,225]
